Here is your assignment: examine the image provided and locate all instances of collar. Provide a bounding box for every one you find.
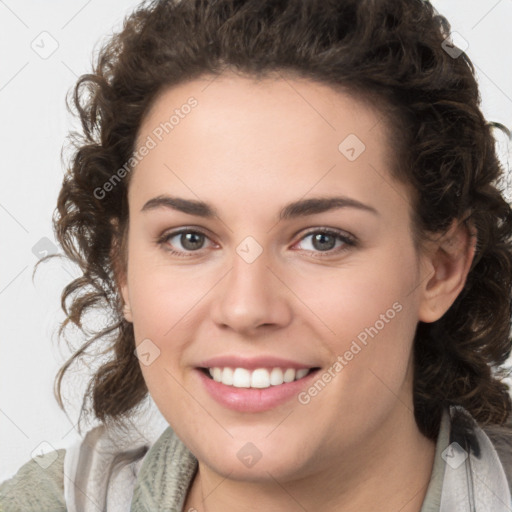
[130,426,197,511]
[421,405,512,512]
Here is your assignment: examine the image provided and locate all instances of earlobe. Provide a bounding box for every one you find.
[115,264,133,323]
[418,219,476,323]
[122,290,133,323]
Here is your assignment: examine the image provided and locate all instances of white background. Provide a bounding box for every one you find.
[1,0,511,482]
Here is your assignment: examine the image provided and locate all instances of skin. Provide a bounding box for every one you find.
[118,72,475,512]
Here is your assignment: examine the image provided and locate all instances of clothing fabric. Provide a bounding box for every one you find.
[1,405,511,511]
[420,406,512,512]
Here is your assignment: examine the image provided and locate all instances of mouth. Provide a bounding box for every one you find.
[198,366,321,389]
[195,355,323,412]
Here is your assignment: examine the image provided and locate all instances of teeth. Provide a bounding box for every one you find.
[251,368,270,388]
[212,367,222,381]
[283,368,295,383]
[207,367,312,388]
[270,368,283,385]
[233,368,251,388]
[221,367,233,385]
[296,368,309,379]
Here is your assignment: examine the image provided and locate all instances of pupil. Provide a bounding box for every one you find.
[182,232,203,250]
[313,233,334,251]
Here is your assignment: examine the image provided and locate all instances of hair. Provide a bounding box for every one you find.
[37,0,512,440]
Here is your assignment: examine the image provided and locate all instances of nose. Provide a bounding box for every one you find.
[211,245,293,336]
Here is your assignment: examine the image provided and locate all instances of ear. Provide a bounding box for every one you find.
[110,218,133,323]
[120,286,133,323]
[418,218,476,323]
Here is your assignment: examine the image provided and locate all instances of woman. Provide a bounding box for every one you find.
[1,0,512,510]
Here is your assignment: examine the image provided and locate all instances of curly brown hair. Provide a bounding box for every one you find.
[38,0,512,440]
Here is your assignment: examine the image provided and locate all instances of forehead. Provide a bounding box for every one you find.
[130,73,409,222]
[137,72,390,153]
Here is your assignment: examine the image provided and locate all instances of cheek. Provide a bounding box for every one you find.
[292,244,420,405]
[290,243,419,344]
[127,254,209,338]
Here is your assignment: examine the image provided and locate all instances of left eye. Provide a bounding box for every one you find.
[293,229,355,256]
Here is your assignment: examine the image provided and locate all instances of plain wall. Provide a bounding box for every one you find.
[1,0,511,482]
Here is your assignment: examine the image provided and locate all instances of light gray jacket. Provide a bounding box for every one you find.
[1,405,511,511]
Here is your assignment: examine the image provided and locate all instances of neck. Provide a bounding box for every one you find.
[183,405,436,512]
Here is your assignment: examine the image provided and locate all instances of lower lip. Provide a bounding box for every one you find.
[196,369,319,412]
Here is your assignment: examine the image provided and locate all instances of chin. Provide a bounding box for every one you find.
[192,439,315,482]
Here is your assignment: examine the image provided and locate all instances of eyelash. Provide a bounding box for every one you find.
[156,227,357,259]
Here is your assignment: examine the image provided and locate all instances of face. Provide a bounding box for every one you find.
[119,72,435,482]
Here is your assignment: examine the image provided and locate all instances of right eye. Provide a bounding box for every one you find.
[157,228,215,257]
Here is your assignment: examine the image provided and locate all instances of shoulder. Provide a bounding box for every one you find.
[0,448,67,512]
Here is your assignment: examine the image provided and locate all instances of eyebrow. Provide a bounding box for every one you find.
[141,194,379,220]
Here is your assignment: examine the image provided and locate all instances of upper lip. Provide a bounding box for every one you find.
[197,355,319,370]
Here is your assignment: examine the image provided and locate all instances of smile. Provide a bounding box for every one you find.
[204,367,316,388]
